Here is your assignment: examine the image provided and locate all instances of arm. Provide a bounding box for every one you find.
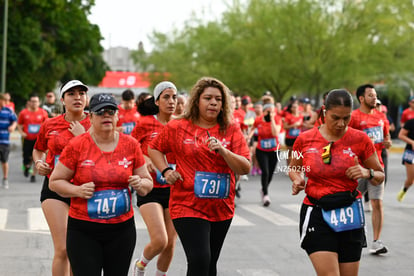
[16,124,27,138]
[8,121,17,133]
[148,147,182,185]
[49,161,95,199]
[32,148,51,176]
[128,165,153,196]
[398,128,414,148]
[289,156,305,195]
[269,110,281,137]
[345,154,385,186]
[207,136,251,175]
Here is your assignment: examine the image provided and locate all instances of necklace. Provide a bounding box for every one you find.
[91,132,118,164]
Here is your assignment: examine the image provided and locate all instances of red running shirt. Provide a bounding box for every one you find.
[253,115,282,152]
[401,108,414,124]
[131,115,175,188]
[348,109,389,166]
[18,108,48,140]
[116,105,140,135]
[34,114,91,176]
[58,132,145,224]
[284,112,304,139]
[293,127,375,205]
[150,119,251,222]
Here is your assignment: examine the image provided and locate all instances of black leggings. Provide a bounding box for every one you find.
[255,148,278,195]
[66,217,136,276]
[173,217,232,276]
[23,139,36,166]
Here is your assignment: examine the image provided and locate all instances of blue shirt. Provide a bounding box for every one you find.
[0,107,17,144]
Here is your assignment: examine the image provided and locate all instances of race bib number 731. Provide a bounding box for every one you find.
[194,171,230,199]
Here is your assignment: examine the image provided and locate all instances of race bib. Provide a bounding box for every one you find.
[402,149,414,164]
[28,124,41,134]
[155,163,176,185]
[322,198,365,232]
[194,171,230,199]
[260,138,277,149]
[363,126,383,144]
[87,189,130,219]
[122,122,135,135]
[289,128,300,137]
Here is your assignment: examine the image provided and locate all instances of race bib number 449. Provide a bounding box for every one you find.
[87,189,130,219]
[322,198,365,232]
[194,171,230,199]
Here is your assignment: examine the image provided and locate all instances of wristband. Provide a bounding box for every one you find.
[35,160,44,166]
[161,167,174,177]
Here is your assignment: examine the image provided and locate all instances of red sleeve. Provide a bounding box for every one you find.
[401,110,408,124]
[150,122,172,154]
[34,119,49,152]
[58,138,78,171]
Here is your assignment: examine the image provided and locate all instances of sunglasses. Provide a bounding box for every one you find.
[321,142,333,164]
[92,108,116,116]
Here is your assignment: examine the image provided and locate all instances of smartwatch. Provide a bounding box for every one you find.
[368,168,374,180]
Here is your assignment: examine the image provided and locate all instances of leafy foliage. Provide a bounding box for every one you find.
[0,0,107,109]
[131,0,414,103]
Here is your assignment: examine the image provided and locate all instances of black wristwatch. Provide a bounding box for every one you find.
[368,168,374,180]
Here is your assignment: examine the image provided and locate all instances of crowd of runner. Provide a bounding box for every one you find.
[0,78,413,275]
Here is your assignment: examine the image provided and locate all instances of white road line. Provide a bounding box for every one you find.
[232,214,254,226]
[236,269,280,276]
[0,208,8,230]
[28,208,49,231]
[134,213,147,230]
[280,203,301,214]
[239,204,297,226]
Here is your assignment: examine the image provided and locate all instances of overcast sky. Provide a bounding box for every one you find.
[88,0,230,50]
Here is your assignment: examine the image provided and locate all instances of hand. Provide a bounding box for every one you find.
[129,175,144,193]
[78,182,95,199]
[207,136,223,154]
[383,139,392,149]
[35,160,52,176]
[292,178,305,195]
[68,121,86,136]
[164,169,183,185]
[345,156,368,180]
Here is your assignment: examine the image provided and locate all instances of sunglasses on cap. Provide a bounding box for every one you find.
[92,108,116,116]
[321,142,333,164]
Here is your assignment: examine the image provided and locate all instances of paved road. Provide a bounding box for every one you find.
[0,141,413,275]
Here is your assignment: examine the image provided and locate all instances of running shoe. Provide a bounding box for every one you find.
[397,189,406,202]
[30,175,36,183]
[132,259,146,276]
[263,195,271,207]
[23,166,29,177]
[2,178,8,189]
[370,240,388,254]
[240,175,249,181]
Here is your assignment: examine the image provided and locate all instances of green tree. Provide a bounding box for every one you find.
[0,0,107,109]
[133,0,414,103]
